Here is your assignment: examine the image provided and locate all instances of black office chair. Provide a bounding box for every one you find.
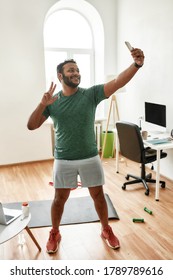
[116,121,167,195]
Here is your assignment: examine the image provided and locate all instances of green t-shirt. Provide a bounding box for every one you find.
[43,85,107,160]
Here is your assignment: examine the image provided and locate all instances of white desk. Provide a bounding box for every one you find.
[143,137,173,200]
[114,129,173,201]
[0,213,41,251]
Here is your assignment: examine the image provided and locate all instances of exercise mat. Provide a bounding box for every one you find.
[4,193,119,228]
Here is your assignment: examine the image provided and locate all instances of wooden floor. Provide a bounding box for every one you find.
[0,157,173,260]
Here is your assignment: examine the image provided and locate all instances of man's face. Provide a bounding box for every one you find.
[61,63,81,88]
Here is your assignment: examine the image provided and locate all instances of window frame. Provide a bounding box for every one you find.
[44,2,105,119]
[45,47,95,87]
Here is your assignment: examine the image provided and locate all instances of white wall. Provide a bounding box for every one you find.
[1,0,173,180]
[116,0,173,179]
[0,0,58,164]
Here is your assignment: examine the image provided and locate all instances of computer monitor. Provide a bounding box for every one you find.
[145,102,166,128]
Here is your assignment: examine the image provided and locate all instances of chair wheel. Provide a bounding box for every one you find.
[161,182,165,188]
[145,190,149,196]
[125,175,129,180]
[122,185,126,190]
[147,173,152,179]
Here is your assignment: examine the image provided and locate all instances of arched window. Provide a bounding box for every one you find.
[44,9,94,91]
[43,0,104,119]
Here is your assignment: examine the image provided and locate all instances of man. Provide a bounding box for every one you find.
[27,46,144,253]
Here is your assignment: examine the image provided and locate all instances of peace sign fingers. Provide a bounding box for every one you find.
[41,82,58,106]
[46,82,57,96]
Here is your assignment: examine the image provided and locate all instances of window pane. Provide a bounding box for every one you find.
[73,54,91,87]
[44,51,67,90]
[44,10,92,49]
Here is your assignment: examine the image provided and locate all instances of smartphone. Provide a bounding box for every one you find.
[125,41,133,51]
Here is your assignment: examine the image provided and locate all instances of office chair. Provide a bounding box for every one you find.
[116,121,167,195]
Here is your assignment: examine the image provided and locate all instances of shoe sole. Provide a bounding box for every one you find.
[46,247,58,254]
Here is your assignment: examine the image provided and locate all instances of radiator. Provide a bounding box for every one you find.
[94,122,102,151]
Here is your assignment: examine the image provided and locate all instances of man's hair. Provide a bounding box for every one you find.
[57,59,77,74]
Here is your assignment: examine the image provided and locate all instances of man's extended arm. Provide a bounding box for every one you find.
[104,47,145,98]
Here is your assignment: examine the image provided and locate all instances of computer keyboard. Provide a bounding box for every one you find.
[5,214,14,222]
[146,137,173,145]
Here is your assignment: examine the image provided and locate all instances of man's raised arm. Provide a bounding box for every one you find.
[27,82,57,130]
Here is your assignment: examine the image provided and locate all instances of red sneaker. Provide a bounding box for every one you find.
[46,228,61,253]
[101,225,120,249]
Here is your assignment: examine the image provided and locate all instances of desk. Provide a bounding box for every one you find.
[0,213,41,251]
[113,129,173,201]
[143,138,173,200]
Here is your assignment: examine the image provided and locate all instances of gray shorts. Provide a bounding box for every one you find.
[53,155,105,188]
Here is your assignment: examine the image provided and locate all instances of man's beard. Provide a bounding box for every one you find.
[62,73,81,88]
